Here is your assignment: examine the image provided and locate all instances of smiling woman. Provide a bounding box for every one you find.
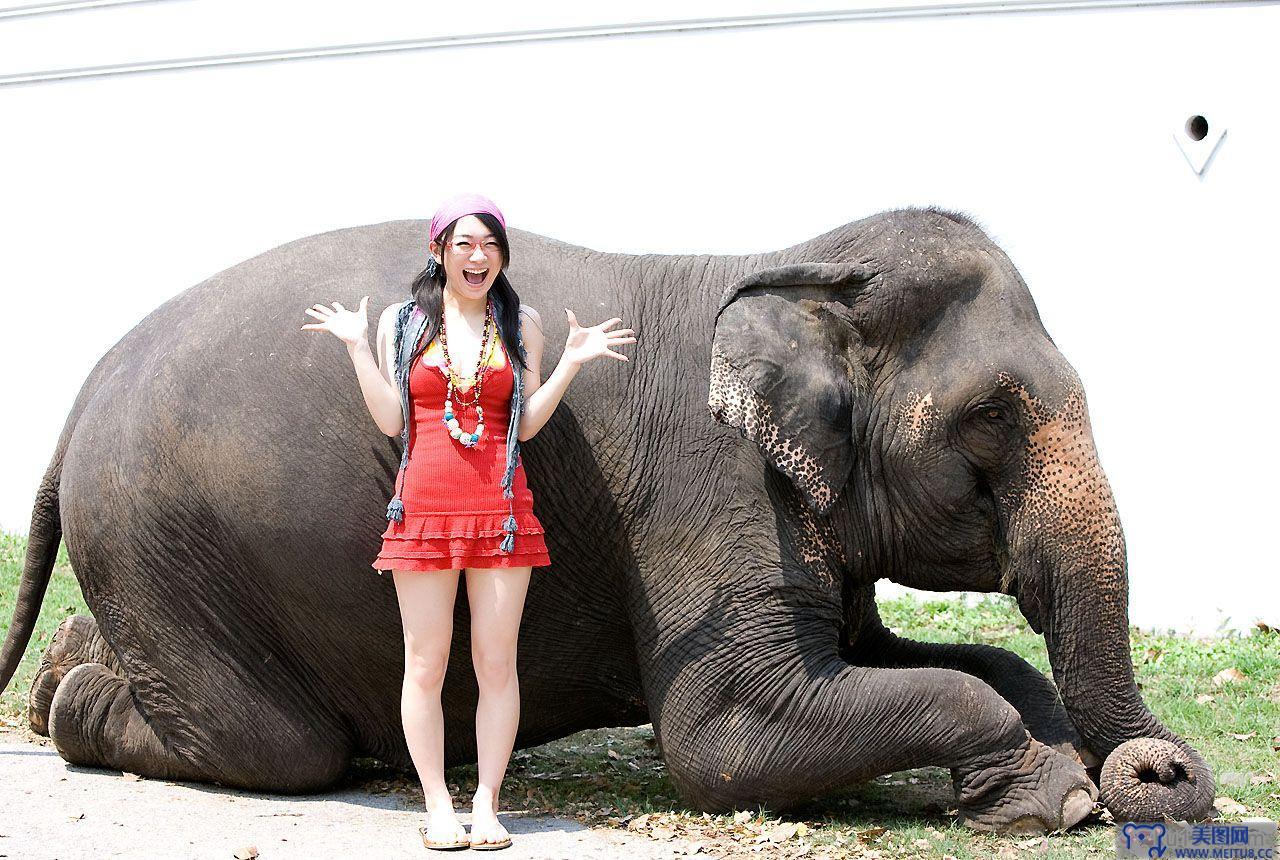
[301,192,636,852]
[455,236,503,287]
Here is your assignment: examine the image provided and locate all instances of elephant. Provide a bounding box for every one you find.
[0,207,1214,832]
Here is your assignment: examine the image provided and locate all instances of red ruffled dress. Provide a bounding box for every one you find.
[372,333,551,573]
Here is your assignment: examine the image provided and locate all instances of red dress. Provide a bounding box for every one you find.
[372,332,551,573]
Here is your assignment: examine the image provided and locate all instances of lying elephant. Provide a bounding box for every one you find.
[0,207,1213,831]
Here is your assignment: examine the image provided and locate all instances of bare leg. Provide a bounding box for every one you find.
[464,565,532,847]
[392,568,468,846]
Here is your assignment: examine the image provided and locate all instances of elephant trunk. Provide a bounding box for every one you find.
[1004,404,1214,822]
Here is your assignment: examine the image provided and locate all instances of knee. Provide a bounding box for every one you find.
[403,646,450,692]
[930,669,1026,754]
[471,645,516,691]
[658,716,800,814]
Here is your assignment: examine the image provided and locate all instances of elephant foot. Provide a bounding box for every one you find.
[953,736,1098,834]
[28,614,122,736]
[47,659,352,792]
[48,662,210,781]
[1099,738,1216,822]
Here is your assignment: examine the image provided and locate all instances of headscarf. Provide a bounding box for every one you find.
[428,192,506,244]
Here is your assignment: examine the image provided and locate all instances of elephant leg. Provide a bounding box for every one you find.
[647,578,1096,833]
[47,659,350,793]
[29,614,122,736]
[659,654,1094,832]
[846,601,1093,767]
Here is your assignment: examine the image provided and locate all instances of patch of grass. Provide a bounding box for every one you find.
[4,533,1276,858]
[0,530,90,728]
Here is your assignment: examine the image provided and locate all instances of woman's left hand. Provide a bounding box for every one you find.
[562,310,637,366]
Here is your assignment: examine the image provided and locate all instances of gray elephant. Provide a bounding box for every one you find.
[0,208,1213,831]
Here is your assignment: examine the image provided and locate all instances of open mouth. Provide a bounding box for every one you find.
[463,268,489,286]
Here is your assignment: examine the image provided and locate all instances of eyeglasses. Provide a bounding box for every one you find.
[447,239,502,256]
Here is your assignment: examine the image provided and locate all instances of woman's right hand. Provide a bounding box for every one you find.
[301,296,370,348]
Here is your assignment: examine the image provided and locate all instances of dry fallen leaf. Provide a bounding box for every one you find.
[1196,694,1216,704]
[1215,796,1248,816]
[913,838,932,849]
[857,826,888,843]
[766,822,800,843]
[1213,668,1247,686]
[232,847,259,860]
[650,825,677,840]
[629,813,651,831]
[1230,732,1258,742]
[121,772,143,781]
[733,810,753,824]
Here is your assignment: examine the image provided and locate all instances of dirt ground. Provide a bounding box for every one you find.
[0,729,681,860]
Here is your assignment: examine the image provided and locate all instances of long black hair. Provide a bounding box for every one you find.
[407,212,525,372]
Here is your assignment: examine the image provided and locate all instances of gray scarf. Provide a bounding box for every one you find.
[384,298,526,554]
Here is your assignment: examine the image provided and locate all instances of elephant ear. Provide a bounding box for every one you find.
[708,262,875,514]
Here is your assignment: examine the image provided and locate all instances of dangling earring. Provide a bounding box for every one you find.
[424,256,439,277]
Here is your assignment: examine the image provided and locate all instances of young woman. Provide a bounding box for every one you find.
[302,193,635,851]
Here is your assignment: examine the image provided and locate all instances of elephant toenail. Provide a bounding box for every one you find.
[1061,787,1095,830]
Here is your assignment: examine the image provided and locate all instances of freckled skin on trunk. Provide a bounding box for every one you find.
[998,371,1215,821]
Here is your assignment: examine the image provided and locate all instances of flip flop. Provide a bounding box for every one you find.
[469,834,513,851]
[419,825,470,851]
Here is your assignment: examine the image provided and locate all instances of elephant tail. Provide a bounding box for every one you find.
[0,429,69,695]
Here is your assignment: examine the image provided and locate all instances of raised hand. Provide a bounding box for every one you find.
[301,296,370,347]
[562,309,637,366]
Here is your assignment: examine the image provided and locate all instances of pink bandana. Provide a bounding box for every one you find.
[428,193,507,244]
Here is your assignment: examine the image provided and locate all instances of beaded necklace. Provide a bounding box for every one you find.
[438,300,497,448]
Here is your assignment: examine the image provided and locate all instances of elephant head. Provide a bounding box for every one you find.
[707,208,1214,822]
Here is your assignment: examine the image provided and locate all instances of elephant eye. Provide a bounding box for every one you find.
[957,399,1018,456]
[967,401,1011,424]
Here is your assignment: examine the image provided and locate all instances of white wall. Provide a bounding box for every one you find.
[1,1,1275,633]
